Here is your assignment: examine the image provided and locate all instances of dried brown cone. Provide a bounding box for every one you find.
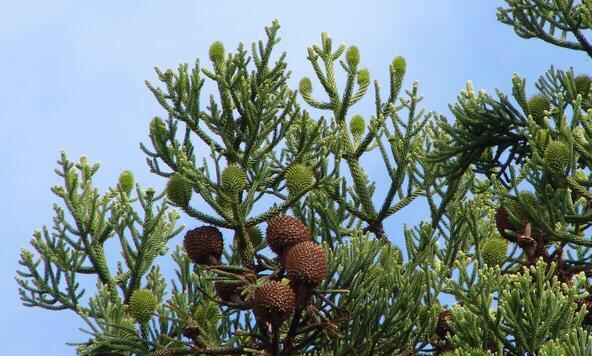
[183,226,224,265]
[215,280,244,303]
[182,325,200,340]
[285,241,328,289]
[253,281,296,324]
[495,206,528,240]
[152,349,173,356]
[495,207,515,237]
[265,215,310,256]
[436,310,453,340]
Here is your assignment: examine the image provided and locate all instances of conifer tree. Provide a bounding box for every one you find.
[16,3,592,355]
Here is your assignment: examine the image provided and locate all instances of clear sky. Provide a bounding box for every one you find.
[1,1,589,354]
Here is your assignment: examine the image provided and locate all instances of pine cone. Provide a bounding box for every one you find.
[183,226,224,265]
[152,349,173,356]
[436,310,452,339]
[118,170,135,195]
[166,173,192,206]
[285,241,328,288]
[349,115,366,137]
[265,215,310,256]
[481,237,508,267]
[221,163,247,195]
[215,280,243,303]
[253,281,296,324]
[527,94,550,124]
[495,207,512,236]
[129,289,158,325]
[285,164,314,196]
[544,141,570,174]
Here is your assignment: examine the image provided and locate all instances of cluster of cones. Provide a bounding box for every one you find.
[182,215,328,327]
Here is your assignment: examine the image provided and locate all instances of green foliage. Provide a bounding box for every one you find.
[449,259,589,354]
[539,328,592,356]
[316,232,427,355]
[575,74,592,99]
[19,5,592,354]
[498,0,592,57]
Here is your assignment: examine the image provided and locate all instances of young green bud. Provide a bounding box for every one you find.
[150,117,167,141]
[357,68,370,86]
[544,141,570,174]
[527,94,550,124]
[299,77,313,94]
[118,170,135,195]
[345,46,360,67]
[166,173,192,206]
[163,69,174,80]
[221,163,247,195]
[285,163,314,195]
[392,56,406,75]
[481,237,508,267]
[209,41,225,64]
[349,115,366,137]
[129,289,157,325]
[575,169,588,182]
[575,74,592,99]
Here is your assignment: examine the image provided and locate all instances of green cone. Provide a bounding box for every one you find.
[481,237,508,267]
[129,289,157,325]
[166,173,192,206]
[285,163,314,195]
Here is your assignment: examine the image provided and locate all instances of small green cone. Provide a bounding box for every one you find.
[481,237,508,267]
[129,289,158,325]
[149,117,167,146]
[299,77,312,94]
[544,141,570,174]
[392,56,406,75]
[527,94,550,124]
[285,163,314,196]
[221,163,247,195]
[166,173,192,206]
[349,115,366,137]
[118,170,135,195]
[345,46,360,67]
[209,41,225,64]
[357,68,370,86]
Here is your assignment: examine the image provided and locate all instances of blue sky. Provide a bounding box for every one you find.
[1,1,589,354]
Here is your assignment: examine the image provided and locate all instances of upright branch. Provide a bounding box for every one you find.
[298,32,430,242]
